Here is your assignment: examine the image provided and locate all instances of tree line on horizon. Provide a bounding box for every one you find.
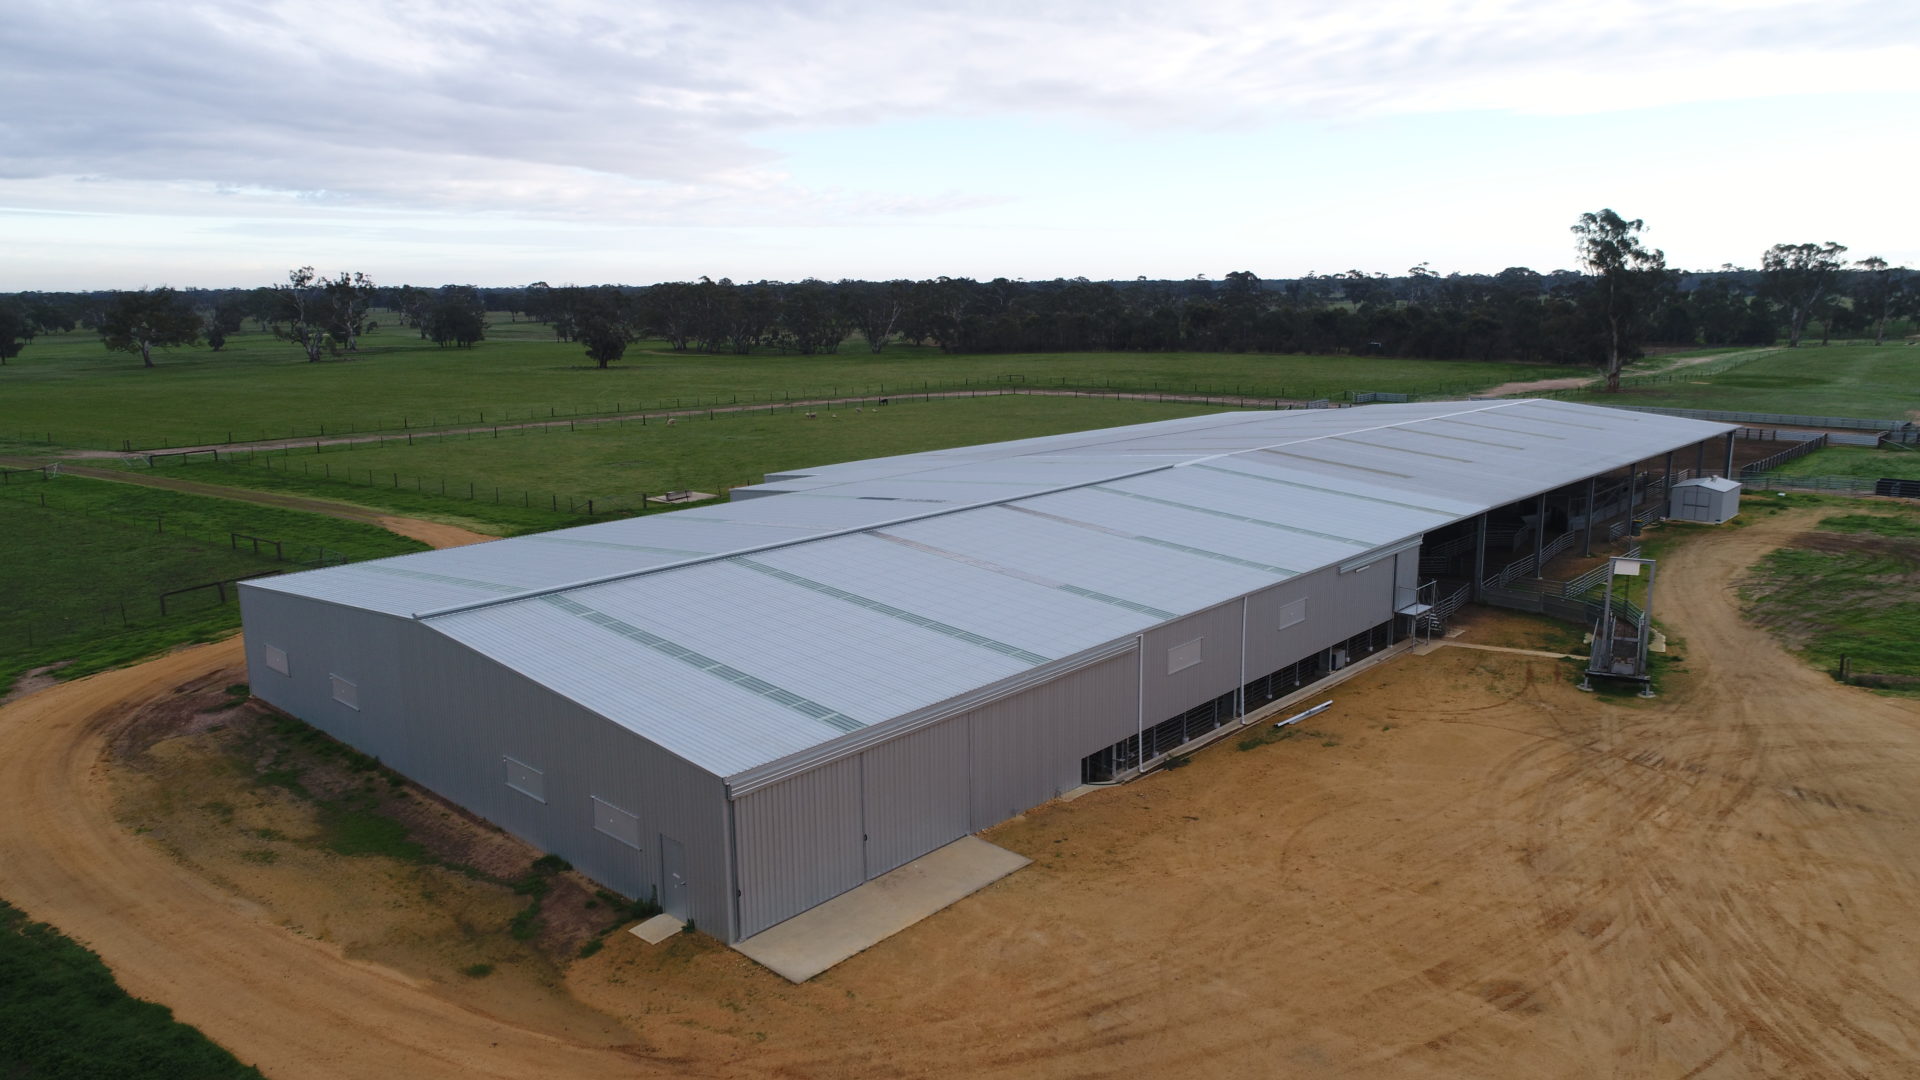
[1,215,1913,382]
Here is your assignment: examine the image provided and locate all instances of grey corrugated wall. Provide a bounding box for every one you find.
[1140,601,1247,723]
[239,586,738,940]
[1243,562,1396,678]
[964,650,1139,830]
[730,648,1141,936]
[862,719,971,877]
[733,756,865,938]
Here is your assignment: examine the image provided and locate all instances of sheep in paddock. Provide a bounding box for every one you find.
[805,411,817,419]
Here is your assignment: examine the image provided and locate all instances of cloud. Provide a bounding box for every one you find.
[4,0,1914,228]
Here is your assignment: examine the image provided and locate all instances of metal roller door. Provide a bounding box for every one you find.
[861,719,970,878]
[733,756,865,938]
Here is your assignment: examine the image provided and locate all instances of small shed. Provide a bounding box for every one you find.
[1670,476,1741,524]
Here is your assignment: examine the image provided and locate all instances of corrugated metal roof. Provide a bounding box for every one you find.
[245,400,1735,779]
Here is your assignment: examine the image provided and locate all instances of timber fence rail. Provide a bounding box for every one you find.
[0,479,352,564]
[0,488,351,660]
[3,568,283,655]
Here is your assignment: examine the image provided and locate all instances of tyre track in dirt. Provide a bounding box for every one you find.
[0,456,501,546]
[1475,509,1920,1077]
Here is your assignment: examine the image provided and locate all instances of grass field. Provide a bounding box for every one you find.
[1561,344,1920,418]
[0,475,426,693]
[1769,444,1920,479]
[0,899,264,1079]
[137,394,1236,520]
[1741,502,1920,688]
[0,317,1576,449]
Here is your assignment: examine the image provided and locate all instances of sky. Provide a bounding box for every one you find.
[2,0,1916,290]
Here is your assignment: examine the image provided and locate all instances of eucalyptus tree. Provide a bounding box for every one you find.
[99,287,201,368]
[0,301,28,364]
[1852,256,1905,345]
[272,267,332,361]
[424,286,487,348]
[1571,209,1669,391]
[201,299,245,350]
[840,279,906,353]
[574,286,637,368]
[1759,241,1848,347]
[322,271,377,351]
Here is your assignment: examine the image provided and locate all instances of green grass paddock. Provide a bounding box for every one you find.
[0,475,426,694]
[144,394,1236,519]
[1767,445,1920,480]
[1561,344,1920,418]
[1740,504,1920,687]
[0,318,1574,450]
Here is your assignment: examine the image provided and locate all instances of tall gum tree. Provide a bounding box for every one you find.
[98,287,201,368]
[1852,256,1905,346]
[1760,241,1848,347]
[1571,209,1669,392]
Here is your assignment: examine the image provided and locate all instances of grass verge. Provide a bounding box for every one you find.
[1740,505,1920,690]
[1560,344,1918,418]
[0,898,265,1079]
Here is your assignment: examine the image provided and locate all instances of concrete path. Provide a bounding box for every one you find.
[732,837,1030,983]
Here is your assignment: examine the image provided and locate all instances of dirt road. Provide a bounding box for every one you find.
[0,457,500,545]
[1475,347,1780,399]
[0,640,653,1078]
[4,507,1918,1078]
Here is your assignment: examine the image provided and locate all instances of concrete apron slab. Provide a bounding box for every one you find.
[627,913,684,944]
[733,836,1031,983]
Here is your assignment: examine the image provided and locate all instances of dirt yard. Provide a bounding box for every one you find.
[2,505,1918,1078]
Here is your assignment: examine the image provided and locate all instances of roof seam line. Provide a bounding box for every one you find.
[410,460,1185,620]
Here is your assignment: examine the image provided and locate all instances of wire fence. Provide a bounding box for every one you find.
[0,480,348,658]
[18,373,1598,452]
[119,387,1373,517]
[1590,404,1918,433]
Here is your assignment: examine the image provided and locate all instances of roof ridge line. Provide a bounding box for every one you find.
[1176,398,1529,468]
[410,400,1526,622]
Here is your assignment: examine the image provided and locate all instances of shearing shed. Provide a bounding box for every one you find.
[241,400,1736,942]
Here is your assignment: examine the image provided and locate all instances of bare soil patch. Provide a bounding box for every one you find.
[0,660,70,706]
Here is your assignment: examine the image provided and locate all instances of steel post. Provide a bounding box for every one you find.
[1533,492,1546,578]
[1472,513,1488,600]
[1582,476,1597,557]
